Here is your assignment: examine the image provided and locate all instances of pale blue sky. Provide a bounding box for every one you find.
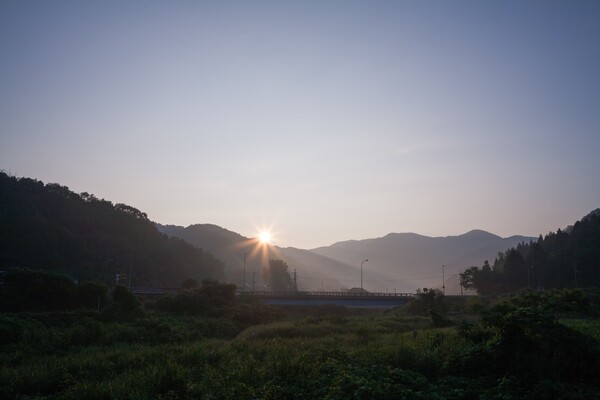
[1,1,599,248]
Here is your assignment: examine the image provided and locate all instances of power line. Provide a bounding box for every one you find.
[295,272,462,283]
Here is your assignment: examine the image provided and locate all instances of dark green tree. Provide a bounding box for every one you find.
[503,249,528,292]
[78,281,109,311]
[405,288,447,317]
[155,280,236,316]
[102,285,145,321]
[460,210,600,294]
[460,260,497,295]
[262,259,294,291]
[0,268,78,312]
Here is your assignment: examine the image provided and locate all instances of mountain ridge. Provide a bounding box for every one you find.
[322,229,522,250]
[311,229,535,294]
[155,223,355,291]
[158,222,535,294]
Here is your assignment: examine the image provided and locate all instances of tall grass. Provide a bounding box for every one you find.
[1,307,598,399]
[561,318,600,340]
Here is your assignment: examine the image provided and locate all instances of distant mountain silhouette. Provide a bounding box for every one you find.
[157,223,533,294]
[156,223,354,291]
[157,224,249,272]
[311,230,534,294]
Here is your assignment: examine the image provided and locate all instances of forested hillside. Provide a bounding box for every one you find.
[0,173,224,286]
[461,210,600,294]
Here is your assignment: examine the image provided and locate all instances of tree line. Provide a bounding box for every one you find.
[461,210,600,294]
[0,172,224,287]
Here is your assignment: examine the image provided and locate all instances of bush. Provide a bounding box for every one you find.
[455,304,600,386]
[155,281,236,316]
[0,268,78,312]
[78,281,108,311]
[69,318,105,346]
[101,285,145,321]
[509,289,591,318]
[405,288,447,317]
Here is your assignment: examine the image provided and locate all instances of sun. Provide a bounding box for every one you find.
[258,231,271,245]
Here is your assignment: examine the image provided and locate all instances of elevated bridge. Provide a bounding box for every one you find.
[240,291,414,308]
[130,287,415,308]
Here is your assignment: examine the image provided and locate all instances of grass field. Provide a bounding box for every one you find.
[1,306,599,400]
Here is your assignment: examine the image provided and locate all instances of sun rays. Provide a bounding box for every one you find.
[259,230,271,245]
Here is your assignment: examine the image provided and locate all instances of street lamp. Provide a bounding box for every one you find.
[361,259,368,292]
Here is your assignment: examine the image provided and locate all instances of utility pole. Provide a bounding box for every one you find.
[361,259,368,292]
[252,271,256,293]
[442,264,445,295]
[243,253,247,291]
[293,269,297,292]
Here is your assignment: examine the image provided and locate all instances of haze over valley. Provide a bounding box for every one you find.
[159,222,534,294]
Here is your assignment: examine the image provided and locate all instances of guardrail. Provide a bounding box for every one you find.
[238,290,414,298]
[129,287,415,298]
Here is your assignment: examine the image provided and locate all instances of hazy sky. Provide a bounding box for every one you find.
[1,1,599,249]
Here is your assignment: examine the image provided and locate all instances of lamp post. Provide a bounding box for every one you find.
[361,259,368,292]
[243,253,247,291]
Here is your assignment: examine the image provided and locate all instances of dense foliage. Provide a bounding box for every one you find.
[262,258,295,291]
[0,172,224,286]
[1,286,598,399]
[461,211,600,294]
[0,268,108,312]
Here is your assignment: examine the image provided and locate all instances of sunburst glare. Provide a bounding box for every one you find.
[259,230,271,245]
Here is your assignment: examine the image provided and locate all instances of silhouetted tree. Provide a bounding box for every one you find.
[504,249,527,292]
[460,210,600,294]
[406,288,447,316]
[262,259,294,291]
[460,261,497,295]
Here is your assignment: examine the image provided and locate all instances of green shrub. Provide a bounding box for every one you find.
[101,285,145,321]
[405,288,447,317]
[0,268,78,312]
[69,318,105,346]
[458,304,600,385]
[78,281,108,311]
[509,288,591,318]
[155,281,236,316]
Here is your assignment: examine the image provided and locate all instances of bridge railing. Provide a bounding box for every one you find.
[238,290,414,298]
